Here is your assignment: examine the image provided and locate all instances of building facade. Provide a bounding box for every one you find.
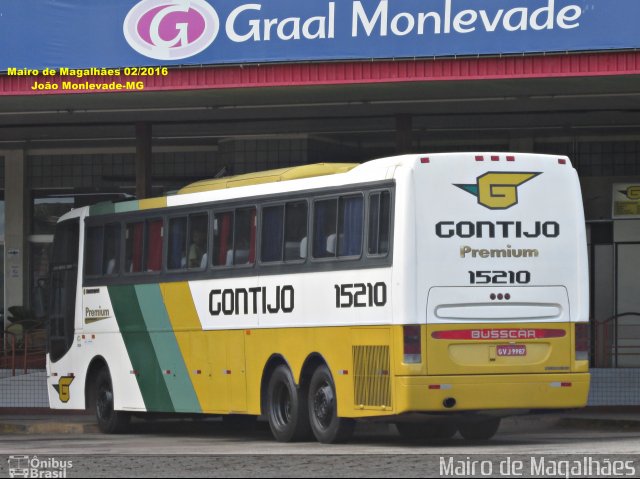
[2,0,640,404]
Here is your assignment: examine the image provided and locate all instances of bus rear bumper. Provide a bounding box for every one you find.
[395,373,590,413]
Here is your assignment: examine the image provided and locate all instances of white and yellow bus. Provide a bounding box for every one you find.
[47,153,590,443]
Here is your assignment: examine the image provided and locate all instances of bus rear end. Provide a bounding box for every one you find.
[397,153,589,431]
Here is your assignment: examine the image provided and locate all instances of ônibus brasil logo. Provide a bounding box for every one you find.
[455,172,541,210]
[124,0,219,60]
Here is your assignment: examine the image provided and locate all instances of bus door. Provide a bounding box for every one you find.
[48,218,80,363]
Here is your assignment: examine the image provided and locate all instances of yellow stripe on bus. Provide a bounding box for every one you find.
[138,197,167,210]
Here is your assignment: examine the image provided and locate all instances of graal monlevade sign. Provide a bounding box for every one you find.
[1,0,640,70]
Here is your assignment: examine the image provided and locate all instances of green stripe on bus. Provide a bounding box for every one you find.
[107,285,175,413]
[134,283,202,413]
[89,202,115,216]
[114,201,139,213]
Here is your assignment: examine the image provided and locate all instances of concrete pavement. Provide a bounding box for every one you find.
[1,408,639,436]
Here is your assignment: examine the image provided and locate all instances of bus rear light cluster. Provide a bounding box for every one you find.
[575,323,590,361]
[403,325,422,364]
[558,158,567,165]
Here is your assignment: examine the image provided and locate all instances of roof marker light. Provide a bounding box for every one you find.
[506,156,515,162]
[491,155,499,162]
[475,155,484,162]
[420,157,430,164]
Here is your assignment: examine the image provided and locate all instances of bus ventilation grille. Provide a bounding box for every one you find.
[352,345,391,408]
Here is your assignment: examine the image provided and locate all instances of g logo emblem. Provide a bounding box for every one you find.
[623,186,640,200]
[455,172,540,210]
[124,0,219,60]
[53,376,74,403]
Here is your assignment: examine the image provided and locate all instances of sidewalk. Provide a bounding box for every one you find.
[1,408,639,435]
[0,412,97,434]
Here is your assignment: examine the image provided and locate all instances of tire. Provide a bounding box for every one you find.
[396,421,457,441]
[458,417,501,441]
[266,365,311,442]
[308,365,355,444]
[94,367,130,434]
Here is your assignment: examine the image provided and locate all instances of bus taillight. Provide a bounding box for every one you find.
[575,323,590,361]
[403,325,422,364]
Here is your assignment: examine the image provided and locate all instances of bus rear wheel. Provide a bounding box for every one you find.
[308,365,355,444]
[266,365,311,442]
[458,417,501,441]
[94,368,130,434]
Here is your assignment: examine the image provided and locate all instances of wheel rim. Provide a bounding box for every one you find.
[97,381,113,423]
[313,381,335,430]
[271,382,292,429]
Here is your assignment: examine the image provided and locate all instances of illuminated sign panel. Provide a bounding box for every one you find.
[1,0,639,70]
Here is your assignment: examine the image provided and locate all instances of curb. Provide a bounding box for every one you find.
[1,415,640,435]
[0,421,98,434]
[557,417,640,431]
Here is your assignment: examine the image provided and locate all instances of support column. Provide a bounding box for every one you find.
[136,123,152,199]
[4,150,26,329]
[395,115,413,154]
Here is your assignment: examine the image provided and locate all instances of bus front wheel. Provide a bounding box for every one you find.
[308,365,355,444]
[266,365,311,442]
[94,368,130,434]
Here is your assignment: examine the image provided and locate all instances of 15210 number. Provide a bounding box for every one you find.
[334,282,387,308]
[468,270,531,285]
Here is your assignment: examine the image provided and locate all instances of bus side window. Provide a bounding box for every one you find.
[168,217,187,270]
[368,191,391,256]
[338,195,363,257]
[213,211,234,267]
[125,222,144,273]
[261,205,284,263]
[313,199,337,258]
[188,213,208,269]
[85,225,103,276]
[103,223,121,275]
[313,196,363,259]
[145,218,163,272]
[234,207,256,265]
[284,201,308,261]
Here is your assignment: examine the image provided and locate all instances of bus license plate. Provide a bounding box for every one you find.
[497,345,527,357]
